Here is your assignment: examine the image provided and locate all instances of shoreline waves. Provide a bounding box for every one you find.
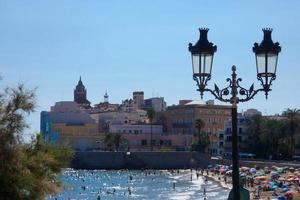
[46,169,229,200]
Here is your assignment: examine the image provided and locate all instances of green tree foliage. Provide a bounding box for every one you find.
[146,107,155,123]
[282,108,300,157]
[147,108,155,151]
[191,131,210,152]
[104,132,126,151]
[246,114,265,157]
[195,118,204,134]
[0,84,73,200]
[246,112,298,159]
[191,119,209,152]
[260,118,287,159]
[156,111,167,132]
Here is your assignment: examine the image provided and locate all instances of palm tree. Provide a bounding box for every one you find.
[157,112,167,132]
[195,118,205,134]
[246,114,263,155]
[192,118,210,152]
[282,108,300,158]
[195,118,205,143]
[104,132,125,151]
[260,118,286,159]
[147,108,155,151]
[104,133,114,151]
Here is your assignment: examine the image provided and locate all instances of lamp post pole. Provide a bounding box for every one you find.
[231,102,239,199]
[230,66,240,199]
[188,28,281,200]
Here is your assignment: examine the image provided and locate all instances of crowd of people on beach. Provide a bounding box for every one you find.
[206,164,300,200]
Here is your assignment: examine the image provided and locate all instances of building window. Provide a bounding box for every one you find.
[226,136,232,141]
[219,142,224,147]
[226,128,231,134]
[46,123,50,132]
[238,136,242,142]
[239,128,242,134]
[141,140,147,146]
[160,140,164,146]
[219,134,224,140]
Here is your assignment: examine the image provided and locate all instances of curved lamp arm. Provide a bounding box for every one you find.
[194,65,269,104]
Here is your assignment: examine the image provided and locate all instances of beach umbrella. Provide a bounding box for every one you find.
[287,174,295,178]
[219,169,225,174]
[226,170,232,175]
[255,176,268,180]
[271,171,279,175]
[240,167,249,172]
[287,178,294,181]
[250,168,256,174]
[285,191,294,195]
[277,196,286,200]
[271,185,278,189]
[262,180,268,185]
[277,168,284,173]
[269,181,276,185]
[281,188,290,193]
[257,172,266,176]
[283,183,290,187]
[284,191,295,199]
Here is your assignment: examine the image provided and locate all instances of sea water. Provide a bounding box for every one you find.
[46,169,229,200]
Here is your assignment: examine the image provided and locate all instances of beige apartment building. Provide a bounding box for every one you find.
[52,123,104,150]
[164,100,232,154]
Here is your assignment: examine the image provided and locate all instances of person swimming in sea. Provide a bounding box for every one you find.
[128,187,132,195]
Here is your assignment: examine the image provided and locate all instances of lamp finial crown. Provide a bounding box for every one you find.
[232,65,236,72]
[198,28,209,43]
[262,28,273,45]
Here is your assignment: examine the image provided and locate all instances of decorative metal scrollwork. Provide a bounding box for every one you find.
[196,65,266,104]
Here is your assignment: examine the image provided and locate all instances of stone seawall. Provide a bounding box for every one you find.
[71,151,214,170]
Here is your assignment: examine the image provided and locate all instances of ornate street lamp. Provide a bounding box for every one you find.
[189,28,217,98]
[189,28,281,200]
[253,28,281,98]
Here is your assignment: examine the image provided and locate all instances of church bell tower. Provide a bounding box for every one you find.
[74,76,91,108]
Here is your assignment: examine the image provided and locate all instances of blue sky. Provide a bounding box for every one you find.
[1,1,300,136]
